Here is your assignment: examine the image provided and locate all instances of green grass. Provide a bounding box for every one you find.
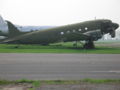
[0,79,120,85]
[0,41,120,53]
[0,80,13,85]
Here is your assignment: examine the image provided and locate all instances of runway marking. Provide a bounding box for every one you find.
[89,71,120,73]
[108,70,120,73]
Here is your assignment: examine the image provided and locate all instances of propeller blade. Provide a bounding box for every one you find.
[109,30,115,38]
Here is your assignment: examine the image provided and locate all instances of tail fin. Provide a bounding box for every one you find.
[6,20,21,37]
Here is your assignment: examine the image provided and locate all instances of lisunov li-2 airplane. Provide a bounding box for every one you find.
[0,19,119,49]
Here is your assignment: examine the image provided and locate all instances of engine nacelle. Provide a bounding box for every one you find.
[84,29,102,41]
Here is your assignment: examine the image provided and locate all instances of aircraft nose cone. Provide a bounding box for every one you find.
[112,23,119,29]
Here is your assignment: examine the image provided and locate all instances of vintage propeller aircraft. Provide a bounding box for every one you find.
[0,19,119,49]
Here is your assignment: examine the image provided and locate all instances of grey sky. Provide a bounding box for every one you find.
[0,0,120,26]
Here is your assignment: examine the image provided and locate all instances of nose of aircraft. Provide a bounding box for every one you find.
[109,22,119,38]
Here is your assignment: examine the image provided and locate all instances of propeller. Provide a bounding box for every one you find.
[108,27,115,38]
[108,23,119,38]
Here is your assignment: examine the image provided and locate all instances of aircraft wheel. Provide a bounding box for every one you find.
[83,40,95,49]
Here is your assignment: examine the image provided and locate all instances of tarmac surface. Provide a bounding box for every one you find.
[0,53,120,80]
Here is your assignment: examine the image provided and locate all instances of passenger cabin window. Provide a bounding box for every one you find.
[78,28,82,31]
[60,32,64,35]
[67,31,70,33]
[73,29,76,32]
[85,27,88,30]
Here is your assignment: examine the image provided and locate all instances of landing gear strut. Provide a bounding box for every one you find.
[73,41,78,47]
[83,40,95,49]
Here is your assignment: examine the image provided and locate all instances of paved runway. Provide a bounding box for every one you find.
[0,53,120,80]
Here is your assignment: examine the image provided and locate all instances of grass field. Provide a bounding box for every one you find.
[0,79,120,85]
[1,79,120,90]
[0,41,120,53]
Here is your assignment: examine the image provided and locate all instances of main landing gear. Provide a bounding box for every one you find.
[72,40,95,49]
[83,40,95,49]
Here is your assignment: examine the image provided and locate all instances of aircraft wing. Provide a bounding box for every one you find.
[62,32,90,41]
[63,29,103,41]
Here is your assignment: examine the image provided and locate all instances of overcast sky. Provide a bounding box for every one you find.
[0,0,120,26]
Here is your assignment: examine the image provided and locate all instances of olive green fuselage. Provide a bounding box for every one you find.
[8,20,106,44]
[4,19,117,45]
